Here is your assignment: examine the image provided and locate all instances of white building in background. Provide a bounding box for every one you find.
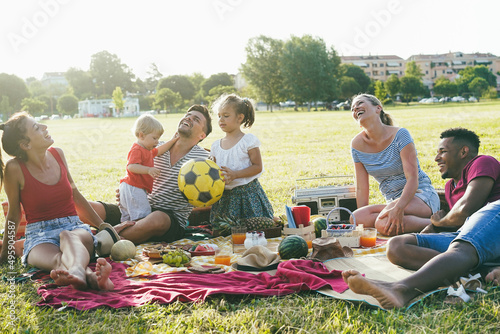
[41,72,68,87]
[78,98,140,118]
[234,73,247,90]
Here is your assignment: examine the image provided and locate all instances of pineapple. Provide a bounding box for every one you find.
[239,217,275,230]
[211,214,237,236]
[211,214,277,236]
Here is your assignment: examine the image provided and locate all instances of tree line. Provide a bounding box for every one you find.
[0,35,498,117]
[242,35,498,109]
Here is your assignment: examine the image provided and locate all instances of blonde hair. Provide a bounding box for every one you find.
[352,93,394,126]
[132,114,164,137]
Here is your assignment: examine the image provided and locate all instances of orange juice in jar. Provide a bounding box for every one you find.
[214,254,231,266]
[232,233,246,245]
[304,231,314,249]
[360,228,377,247]
[231,227,247,245]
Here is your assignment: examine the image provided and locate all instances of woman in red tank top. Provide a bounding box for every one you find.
[0,112,115,291]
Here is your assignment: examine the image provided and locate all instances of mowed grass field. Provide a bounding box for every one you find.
[1,101,500,333]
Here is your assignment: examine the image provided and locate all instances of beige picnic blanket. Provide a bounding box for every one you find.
[317,255,450,310]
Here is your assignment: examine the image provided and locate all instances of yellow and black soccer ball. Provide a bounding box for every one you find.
[178,159,225,207]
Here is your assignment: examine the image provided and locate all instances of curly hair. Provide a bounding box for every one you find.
[440,127,480,154]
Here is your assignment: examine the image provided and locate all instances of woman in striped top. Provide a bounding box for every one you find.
[350,94,439,236]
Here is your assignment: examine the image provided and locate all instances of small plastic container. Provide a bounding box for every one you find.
[244,231,267,249]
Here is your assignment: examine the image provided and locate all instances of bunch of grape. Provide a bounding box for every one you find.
[162,249,191,267]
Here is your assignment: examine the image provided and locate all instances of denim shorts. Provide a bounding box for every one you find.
[415,185,441,214]
[22,216,97,265]
[416,200,500,268]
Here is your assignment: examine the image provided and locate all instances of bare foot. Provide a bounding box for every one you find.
[485,267,500,286]
[95,258,114,290]
[342,270,408,309]
[50,269,87,290]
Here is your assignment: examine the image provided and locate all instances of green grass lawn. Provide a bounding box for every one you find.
[1,101,500,333]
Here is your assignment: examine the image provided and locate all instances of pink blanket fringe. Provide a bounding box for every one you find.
[37,259,348,310]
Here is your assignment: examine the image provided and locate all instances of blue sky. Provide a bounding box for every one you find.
[1,0,498,81]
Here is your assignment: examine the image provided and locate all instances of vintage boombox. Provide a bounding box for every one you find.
[291,176,357,221]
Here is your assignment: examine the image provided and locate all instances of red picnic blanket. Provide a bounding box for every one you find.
[37,259,348,310]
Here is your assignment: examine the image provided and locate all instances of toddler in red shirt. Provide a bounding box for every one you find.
[119,114,178,222]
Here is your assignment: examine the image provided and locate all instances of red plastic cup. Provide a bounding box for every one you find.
[291,206,311,226]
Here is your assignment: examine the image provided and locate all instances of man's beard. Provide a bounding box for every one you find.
[177,126,191,137]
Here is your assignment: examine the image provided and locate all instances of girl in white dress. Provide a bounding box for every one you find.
[209,94,274,221]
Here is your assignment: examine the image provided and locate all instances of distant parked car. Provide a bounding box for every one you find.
[336,101,351,110]
[40,115,49,120]
[451,96,466,102]
[427,97,439,103]
[279,101,295,108]
[50,114,61,120]
[63,115,72,119]
[439,97,451,103]
[468,96,478,102]
[419,98,429,104]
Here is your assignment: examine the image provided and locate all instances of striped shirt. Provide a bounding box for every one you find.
[148,143,209,228]
[351,127,433,202]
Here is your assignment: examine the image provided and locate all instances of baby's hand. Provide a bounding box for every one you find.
[148,167,161,178]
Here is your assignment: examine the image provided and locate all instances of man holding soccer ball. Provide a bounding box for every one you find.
[86,105,212,244]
